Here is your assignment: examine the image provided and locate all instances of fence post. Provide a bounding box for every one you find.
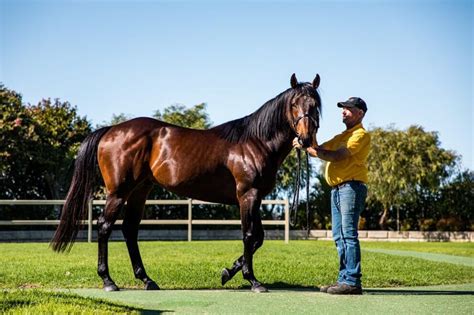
[88,200,93,243]
[284,199,289,244]
[188,199,193,242]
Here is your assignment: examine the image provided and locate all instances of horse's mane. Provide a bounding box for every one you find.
[211,83,321,143]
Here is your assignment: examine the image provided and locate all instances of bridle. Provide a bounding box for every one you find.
[292,113,319,138]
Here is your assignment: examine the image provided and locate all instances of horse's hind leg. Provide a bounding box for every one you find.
[122,181,159,290]
[98,193,125,291]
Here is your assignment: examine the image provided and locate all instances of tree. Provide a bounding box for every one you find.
[267,150,313,223]
[367,125,458,230]
[97,113,133,128]
[308,166,332,229]
[0,84,91,203]
[435,169,473,231]
[154,103,212,129]
[0,84,26,190]
[0,85,91,219]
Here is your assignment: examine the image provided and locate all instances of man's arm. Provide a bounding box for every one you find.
[306,146,351,162]
[292,137,351,162]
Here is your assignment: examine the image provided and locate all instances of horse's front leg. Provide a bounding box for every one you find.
[236,188,267,292]
[221,232,265,286]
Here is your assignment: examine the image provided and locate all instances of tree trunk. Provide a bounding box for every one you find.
[379,207,389,230]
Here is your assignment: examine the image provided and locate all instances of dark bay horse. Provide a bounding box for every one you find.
[51,74,322,292]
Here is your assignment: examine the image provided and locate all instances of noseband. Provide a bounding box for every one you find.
[293,113,319,144]
[293,113,319,131]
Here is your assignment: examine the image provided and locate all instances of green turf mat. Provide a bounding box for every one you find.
[69,284,474,314]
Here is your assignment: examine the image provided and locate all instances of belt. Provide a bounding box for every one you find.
[334,180,365,189]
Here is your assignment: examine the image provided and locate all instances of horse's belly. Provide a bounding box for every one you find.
[155,168,238,205]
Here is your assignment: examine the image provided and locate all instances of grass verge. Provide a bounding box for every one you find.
[0,240,472,313]
[1,289,141,314]
[0,240,472,289]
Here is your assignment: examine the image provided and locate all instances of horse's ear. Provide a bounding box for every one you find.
[290,73,298,88]
[313,74,320,89]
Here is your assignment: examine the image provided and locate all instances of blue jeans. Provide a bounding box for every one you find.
[331,181,367,287]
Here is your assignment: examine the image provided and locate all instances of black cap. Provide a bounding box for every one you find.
[337,97,367,113]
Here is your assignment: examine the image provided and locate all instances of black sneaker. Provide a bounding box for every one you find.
[319,283,339,293]
[327,283,362,295]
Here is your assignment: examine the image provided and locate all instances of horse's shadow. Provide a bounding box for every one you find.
[256,282,320,291]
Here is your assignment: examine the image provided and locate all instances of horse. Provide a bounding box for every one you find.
[51,73,322,293]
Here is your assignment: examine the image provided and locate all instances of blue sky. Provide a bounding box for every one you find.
[1,0,472,170]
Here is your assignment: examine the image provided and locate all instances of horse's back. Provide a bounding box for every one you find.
[97,116,238,203]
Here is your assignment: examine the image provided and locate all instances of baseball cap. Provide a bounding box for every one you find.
[337,97,367,113]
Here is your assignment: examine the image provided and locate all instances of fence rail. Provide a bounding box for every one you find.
[0,199,290,243]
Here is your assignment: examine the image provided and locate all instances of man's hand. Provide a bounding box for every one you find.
[292,137,303,150]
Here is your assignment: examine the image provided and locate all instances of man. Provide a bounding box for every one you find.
[293,96,370,295]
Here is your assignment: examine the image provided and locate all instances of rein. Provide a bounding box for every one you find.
[290,147,311,239]
[290,113,316,239]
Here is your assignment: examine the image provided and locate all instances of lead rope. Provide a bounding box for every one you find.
[290,149,311,239]
[290,149,301,227]
[305,152,310,239]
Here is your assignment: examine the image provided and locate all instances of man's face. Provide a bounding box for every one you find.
[342,106,364,126]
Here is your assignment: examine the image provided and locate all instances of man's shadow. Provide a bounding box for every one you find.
[363,288,474,296]
[264,282,474,296]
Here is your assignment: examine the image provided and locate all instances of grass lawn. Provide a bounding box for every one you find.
[1,240,472,313]
[361,240,474,258]
[1,290,141,314]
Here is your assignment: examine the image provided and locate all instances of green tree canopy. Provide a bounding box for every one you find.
[367,125,458,229]
[435,169,473,231]
[154,103,212,129]
[97,113,133,128]
[0,84,91,200]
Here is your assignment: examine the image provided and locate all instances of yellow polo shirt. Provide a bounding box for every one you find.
[321,123,370,187]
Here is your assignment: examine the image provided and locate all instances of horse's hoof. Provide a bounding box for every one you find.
[104,284,120,292]
[251,284,268,293]
[221,268,231,286]
[145,281,160,290]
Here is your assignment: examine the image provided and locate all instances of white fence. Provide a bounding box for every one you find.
[0,199,290,243]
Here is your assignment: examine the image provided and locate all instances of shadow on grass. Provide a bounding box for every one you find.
[247,282,320,291]
[252,282,474,296]
[0,290,168,314]
[364,289,474,296]
[139,310,170,315]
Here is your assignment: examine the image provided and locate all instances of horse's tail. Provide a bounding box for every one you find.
[50,126,111,253]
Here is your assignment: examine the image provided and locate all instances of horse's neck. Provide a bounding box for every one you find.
[263,129,294,166]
